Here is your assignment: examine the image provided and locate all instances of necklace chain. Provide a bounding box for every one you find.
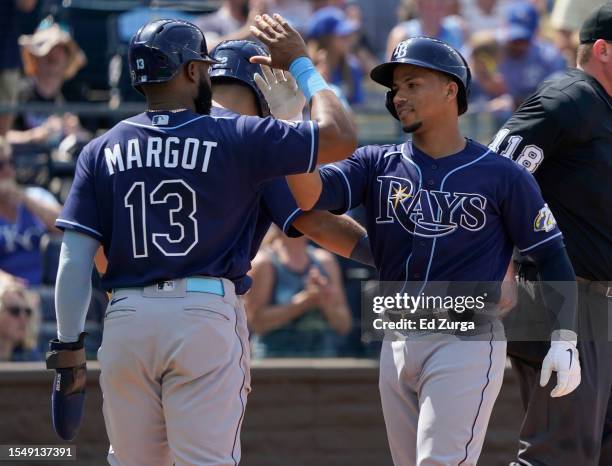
[146,108,188,113]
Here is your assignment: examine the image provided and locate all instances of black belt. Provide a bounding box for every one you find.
[516,262,612,299]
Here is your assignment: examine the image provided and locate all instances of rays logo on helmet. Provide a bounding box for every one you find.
[534,204,557,232]
[393,41,409,59]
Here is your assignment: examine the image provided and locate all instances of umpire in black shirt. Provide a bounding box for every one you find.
[490,3,612,465]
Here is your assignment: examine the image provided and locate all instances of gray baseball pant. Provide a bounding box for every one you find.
[379,327,506,466]
[97,277,251,466]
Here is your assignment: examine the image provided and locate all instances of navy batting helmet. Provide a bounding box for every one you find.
[128,19,220,94]
[370,37,471,118]
[209,40,271,117]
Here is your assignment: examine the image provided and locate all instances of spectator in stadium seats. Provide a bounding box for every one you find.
[194,0,268,50]
[498,2,566,108]
[0,0,38,136]
[310,0,347,12]
[312,49,352,110]
[268,0,313,33]
[0,282,41,361]
[459,0,506,35]
[0,268,26,291]
[6,16,88,147]
[396,0,417,23]
[246,227,352,358]
[0,137,61,286]
[344,1,380,79]
[550,0,601,67]
[467,31,513,120]
[306,6,366,105]
[386,0,465,59]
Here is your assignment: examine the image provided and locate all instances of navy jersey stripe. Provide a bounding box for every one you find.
[519,231,563,253]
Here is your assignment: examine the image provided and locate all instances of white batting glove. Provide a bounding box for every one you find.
[254,65,306,121]
[540,330,581,397]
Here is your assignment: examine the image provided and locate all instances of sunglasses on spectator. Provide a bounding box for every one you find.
[0,159,15,170]
[6,306,32,318]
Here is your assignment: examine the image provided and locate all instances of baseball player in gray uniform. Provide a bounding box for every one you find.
[45,15,356,466]
[284,37,582,466]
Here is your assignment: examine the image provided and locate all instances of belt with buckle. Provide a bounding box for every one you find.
[576,276,612,299]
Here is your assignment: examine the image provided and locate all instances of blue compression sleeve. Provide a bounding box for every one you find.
[55,230,100,342]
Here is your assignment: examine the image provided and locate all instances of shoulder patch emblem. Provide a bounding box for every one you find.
[534,204,557,232]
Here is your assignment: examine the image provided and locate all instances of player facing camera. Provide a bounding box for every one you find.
[370,36,471,134]
[286,31,580,465]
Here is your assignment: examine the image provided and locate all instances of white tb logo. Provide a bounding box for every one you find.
[394,41,409,59]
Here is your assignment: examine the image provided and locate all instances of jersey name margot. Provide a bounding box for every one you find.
[376,176,486,237]
[104,137,219,175]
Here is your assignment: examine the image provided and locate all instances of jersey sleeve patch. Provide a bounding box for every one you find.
[533,204,557,233]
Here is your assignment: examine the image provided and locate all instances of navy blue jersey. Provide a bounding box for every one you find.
[316,139,563,284]
[210,106,304,258]
[57,109,318,294]
[251,181,303,256]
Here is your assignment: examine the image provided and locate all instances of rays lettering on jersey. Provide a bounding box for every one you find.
[376,176,487,237]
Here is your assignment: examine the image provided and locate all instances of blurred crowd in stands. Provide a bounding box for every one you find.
[0,0,602,361]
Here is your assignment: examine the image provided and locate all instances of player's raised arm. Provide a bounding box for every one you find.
[250,14,356,164]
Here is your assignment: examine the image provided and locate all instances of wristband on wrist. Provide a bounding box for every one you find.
[289,56,331,101]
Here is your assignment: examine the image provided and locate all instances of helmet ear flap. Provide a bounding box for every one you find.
[386,90,399,120]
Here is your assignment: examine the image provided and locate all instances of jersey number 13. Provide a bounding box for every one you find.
[124,179,198,258]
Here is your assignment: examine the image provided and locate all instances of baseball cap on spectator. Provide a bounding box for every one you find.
[18,16,86,79]
[306,6,358,40]
[504,2,539,42]
[580,3,612,44]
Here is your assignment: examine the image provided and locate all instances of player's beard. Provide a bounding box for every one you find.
[194,78,213,115]
[402,121,423,133]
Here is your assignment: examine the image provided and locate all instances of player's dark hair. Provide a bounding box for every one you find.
[577,43,594,66]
